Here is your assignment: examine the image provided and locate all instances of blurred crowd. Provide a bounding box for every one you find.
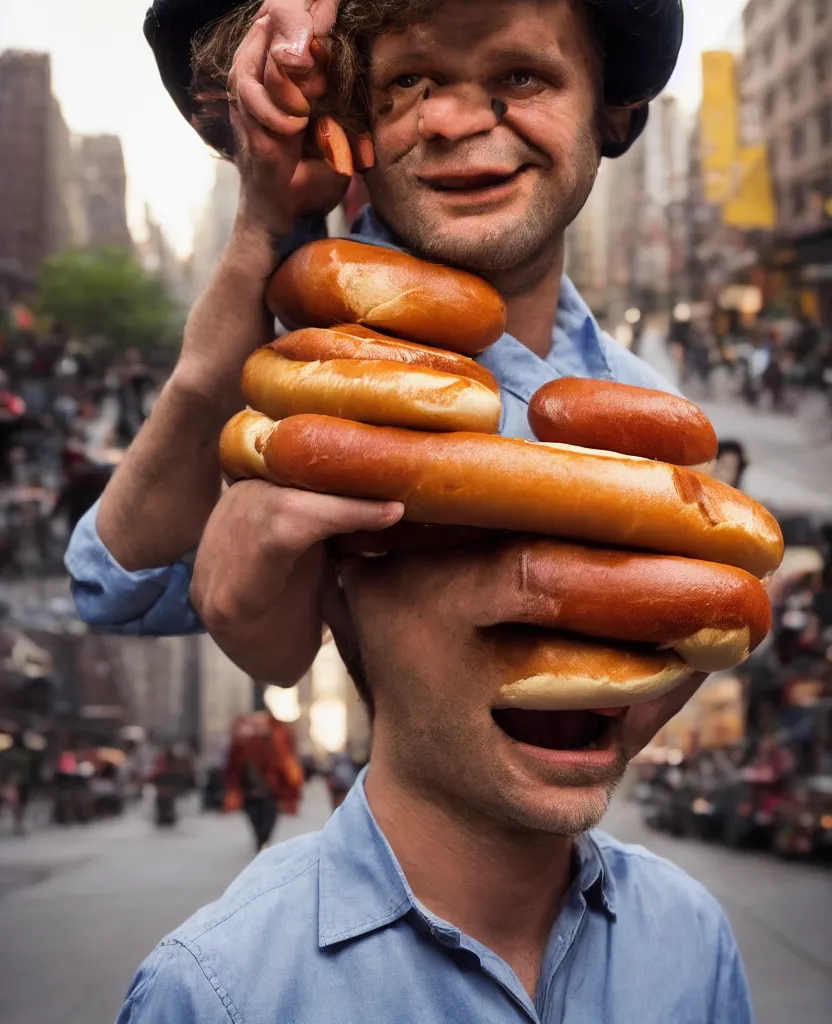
[671,312,832,418]
[0,320,172,577]
[639,515,832,858]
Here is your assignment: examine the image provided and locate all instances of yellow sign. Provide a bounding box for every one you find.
[721,145,776,230]
[700,52,740,204]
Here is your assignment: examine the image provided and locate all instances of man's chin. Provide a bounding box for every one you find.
[504,779,618,837]
[392,205,551,279]
[499,749,627,835]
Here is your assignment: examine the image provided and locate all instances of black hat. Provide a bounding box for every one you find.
[145,0,684,158]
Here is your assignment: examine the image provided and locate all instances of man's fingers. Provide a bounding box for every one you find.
[275,491,405,551]
[235,75,309,136]
[309,0,340,39]
[262,57,312,117]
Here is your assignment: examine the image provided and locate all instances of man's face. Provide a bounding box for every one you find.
[362,0,602,283]
[333,540,704,837]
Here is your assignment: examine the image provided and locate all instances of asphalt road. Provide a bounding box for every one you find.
[1,782,829,1024]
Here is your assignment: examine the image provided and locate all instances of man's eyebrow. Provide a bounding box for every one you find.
[371,51,434,77]
[371,45,565,79]
[485,45,566,68]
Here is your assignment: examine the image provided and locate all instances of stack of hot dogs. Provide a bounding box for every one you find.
[220,240,784,709]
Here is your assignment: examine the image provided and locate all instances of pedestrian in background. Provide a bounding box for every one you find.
[224,712,304,851]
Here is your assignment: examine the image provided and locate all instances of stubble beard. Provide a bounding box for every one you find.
[371,131,600,296]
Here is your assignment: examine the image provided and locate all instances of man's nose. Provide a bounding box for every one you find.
[418,85,499,142]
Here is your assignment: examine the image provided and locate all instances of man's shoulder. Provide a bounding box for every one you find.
[171,831,323,951]
[119,832,326,1023]
[591,829,729,931]
[597,334,683,397]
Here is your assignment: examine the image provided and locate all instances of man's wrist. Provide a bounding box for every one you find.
[232,201,293,270]
[165,367,244,429]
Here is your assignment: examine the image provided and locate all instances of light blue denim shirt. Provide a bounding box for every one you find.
[66,208,680,636]
[116,771,753,1024]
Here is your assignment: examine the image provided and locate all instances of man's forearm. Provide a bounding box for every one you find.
[97,221,278,571]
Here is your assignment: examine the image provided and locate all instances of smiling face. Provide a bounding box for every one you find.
[360,0,603,286]
[330,540,704,837]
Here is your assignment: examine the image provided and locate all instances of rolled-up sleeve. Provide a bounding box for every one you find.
[65,499,204,636]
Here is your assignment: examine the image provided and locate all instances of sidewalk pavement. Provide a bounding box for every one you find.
[0,780,332,1024]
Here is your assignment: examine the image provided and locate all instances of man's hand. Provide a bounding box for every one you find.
[190,480,403,684]
[229,0,348,237]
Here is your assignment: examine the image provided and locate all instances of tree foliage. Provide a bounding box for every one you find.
[35,247,179,351]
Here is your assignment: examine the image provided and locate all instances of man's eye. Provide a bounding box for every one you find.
[506,69,539,89]
[392,74,423,89]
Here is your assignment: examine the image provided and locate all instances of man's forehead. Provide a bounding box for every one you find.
[369,0,590,69]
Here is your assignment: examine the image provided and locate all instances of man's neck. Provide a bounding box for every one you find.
[497,243,566,360]
[365,763,574,996]
[363,208,565,361]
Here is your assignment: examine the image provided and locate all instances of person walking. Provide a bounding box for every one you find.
[224,712,303,851]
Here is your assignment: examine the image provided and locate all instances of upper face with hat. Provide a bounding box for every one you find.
[149,0,683,275]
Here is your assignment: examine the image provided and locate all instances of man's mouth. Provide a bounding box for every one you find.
[491,706,627,753]
[420,167,528,194]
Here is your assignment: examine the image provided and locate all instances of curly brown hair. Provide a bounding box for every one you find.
[191,0,604,157]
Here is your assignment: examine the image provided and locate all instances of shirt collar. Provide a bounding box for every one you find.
[349,207,613,387]
[317,769,616,949]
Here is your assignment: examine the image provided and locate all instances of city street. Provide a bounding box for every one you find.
[1,781,830,1024]
[641,331,832,515]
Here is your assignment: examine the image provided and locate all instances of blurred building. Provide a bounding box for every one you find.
[742,0,832,323]
[138,204,191,310]
[573,95,691,330]
[74,135,132,250]
[0,51,77,297]
[190,160,240,300]
[566,160,613,321]
[0,49,135,312]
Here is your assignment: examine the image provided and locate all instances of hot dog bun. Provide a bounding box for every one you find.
[274,326,500,393]
[529,379,719,466]
[238,413,783,578]
[241,348,502,434]
[492,635,690,710]
[267,240,507,355]
[218,410,273,482]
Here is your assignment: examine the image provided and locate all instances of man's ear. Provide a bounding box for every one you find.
[321,554,360,649]
[601,104,638,148]
[599,102,650,159]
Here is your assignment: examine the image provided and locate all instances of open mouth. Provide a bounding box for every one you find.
[422,167,528,194]
[491,707,623,752]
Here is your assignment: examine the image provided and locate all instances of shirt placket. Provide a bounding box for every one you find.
[536,893,589,1021]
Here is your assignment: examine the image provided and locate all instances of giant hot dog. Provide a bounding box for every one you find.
[223,411,782,580]
[267,240,507,355]
[219,241,784,709]
[242,329,502,433]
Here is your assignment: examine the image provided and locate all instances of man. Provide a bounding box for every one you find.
[67,0,683,682]
[114,2,754,1022]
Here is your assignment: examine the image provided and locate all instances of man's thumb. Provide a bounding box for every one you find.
[322,498,405,538]
[266,2,316,66]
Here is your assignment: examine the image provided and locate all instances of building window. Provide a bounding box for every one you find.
[763,34,775,64]
[787,68,802,103]
[816,0,829,25]
[820,104,832,145]
[815,48,830,84]
[787,9,801,42]
[791,182,806,216]
[764,89,778,118]
[790,123,806,158]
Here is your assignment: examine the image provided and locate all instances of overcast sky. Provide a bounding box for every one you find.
[2,0,748,257]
